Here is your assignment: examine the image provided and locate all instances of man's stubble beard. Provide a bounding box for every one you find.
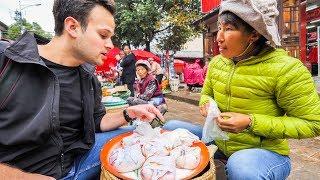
[74,41,99,65]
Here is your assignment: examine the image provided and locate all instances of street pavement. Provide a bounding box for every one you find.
[163,90,320,180]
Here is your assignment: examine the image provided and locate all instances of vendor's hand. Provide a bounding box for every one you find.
[199,103,209,117]
[216,112,251,133]
[126,104,164,122]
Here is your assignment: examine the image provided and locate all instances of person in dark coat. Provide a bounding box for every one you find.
[120,44,136,96]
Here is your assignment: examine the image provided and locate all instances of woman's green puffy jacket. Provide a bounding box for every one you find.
[200,48,320,157]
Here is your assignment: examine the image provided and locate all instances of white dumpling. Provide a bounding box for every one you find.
[109,143,145,172]
[140,155,176,180]
[134,122,162,137]
[161,128,199,150]
[122,123,162,147]
[170,145,201,170]
[122,133,143,146]
[141,140,170,158]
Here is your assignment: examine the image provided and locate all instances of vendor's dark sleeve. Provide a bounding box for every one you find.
[92,76,106,132]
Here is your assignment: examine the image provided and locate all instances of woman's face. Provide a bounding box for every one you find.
[217,21,252,59]
[136,65,148,78]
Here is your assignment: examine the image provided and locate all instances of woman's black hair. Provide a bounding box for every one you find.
[219,11,267,46]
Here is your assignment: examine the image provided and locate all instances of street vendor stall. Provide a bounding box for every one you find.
[101,85,131,113]
[102,96,129,112]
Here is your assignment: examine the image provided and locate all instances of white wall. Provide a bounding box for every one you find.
[182,34,203,52]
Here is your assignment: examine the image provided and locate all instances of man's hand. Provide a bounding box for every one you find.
[216,112,251,133]
[25,173,56,180]
[0,164,55,180]
[126,104,165,122]
[199,103,209,117]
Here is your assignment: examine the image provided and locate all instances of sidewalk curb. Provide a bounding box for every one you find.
[165,93,199,106]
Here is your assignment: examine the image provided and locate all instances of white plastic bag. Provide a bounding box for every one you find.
[201,100,229,143]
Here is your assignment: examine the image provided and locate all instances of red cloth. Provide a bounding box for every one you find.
[95,47,121,73]
[308,47,318,64]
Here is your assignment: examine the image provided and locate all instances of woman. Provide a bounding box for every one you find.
[164,0,320,179]
[127,60,167,114]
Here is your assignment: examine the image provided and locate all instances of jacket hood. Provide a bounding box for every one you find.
[5,31,44,65]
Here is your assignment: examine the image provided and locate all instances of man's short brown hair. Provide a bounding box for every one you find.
[53,0,115,36]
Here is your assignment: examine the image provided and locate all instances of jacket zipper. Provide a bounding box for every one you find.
[46,66,65,175]
[226,64,235,111]
[224,63,236,154]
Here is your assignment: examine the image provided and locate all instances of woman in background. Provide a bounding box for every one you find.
[127,60,167,114]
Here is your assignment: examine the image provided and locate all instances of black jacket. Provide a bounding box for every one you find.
[120,53,136,84]
[0,32,106,178]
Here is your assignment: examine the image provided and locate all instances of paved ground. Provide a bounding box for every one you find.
[163,90,320,180]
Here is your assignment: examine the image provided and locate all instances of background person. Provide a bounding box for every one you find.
[127,60,167,114]
[120,44,136,96]
[148,57,164,85]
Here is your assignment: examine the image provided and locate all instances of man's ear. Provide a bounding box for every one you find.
[249,30,261,43]
[64,17,82,38]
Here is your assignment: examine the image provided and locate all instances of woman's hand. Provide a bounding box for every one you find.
[126,104,164,122]
[216,112,251,133]
[199,103,210,117]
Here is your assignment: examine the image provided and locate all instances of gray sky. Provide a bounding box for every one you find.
[0,0,54,34]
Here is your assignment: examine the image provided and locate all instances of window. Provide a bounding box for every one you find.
[281,0,300,58]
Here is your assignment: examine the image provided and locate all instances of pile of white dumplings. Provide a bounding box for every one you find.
[109,123,202,180]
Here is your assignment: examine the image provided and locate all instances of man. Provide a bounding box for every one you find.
[0,0,163,179]
[120,44,136,96]
[148,57,164,85]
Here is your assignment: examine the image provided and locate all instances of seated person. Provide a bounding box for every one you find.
[127,60,167,114]
[163,0,320,179]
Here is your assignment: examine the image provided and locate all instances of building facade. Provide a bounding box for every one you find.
[0,21,8,39]
[305,0,320,75]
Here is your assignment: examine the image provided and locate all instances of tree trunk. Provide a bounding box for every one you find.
[145,41,150,51]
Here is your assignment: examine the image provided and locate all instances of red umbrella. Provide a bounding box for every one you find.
[132,49,161,63]
[96,47,121,72]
